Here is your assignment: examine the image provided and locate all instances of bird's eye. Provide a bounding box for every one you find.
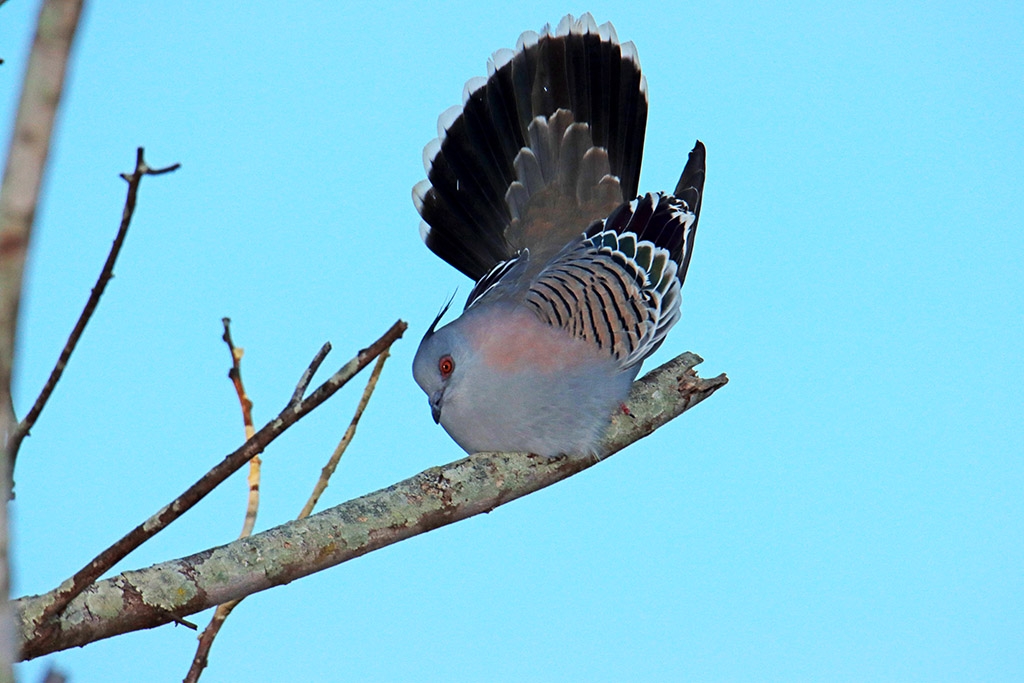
[438,355,454,378]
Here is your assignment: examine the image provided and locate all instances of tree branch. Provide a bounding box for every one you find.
[0,2,84,679]
[220,318,259,538]
[6,148,181,468]
[14,351,726,660]
[291,341,331,404]
[183,320,264,683]
[299,349,390,518]
[20,319,407,657]
[0,0,84,444]
[184,346,391,682]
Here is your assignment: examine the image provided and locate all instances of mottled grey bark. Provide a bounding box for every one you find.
[16,351,726,661]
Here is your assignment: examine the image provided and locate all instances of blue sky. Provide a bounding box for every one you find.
[3,1,1022,681]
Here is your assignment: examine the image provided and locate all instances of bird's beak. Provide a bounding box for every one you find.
[429,389,444,424]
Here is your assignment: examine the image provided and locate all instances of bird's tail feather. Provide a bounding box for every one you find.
[415,14,649,281]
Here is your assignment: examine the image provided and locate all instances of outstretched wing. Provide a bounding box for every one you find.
[467,190,700,369]
[530,190,699,368]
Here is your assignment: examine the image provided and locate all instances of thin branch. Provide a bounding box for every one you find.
[299,349,389,518]
[15,351,727,660]
[221,318,259,537]
[6,147,181,467]
[183,320,265,683]
[221,319,254,435]
[290,341,331,405]
[164,613,197,630]
[185,343,391,682]
[183,601,237,683]
[0,0,84,446]
[21,319,407,656]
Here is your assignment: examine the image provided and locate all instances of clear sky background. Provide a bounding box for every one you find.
[3,1,1022,681]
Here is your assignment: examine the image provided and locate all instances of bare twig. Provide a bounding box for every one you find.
[15,351,726,660]
[6,147,181,468]
[183,600,237,683]
[185,341,392,682]
[166,614,197,630]
[183,320,266,683]
[221,318,259,537]
[299,350,389,518]
[0,0,84,446]
[23,320,407,656]
[221,319,255,435]
[291,342,331,405]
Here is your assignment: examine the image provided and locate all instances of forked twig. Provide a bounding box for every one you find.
[184,341,393,682]
[6,148,180,467]
[15,351,727,661]
[27,320,407,655]
[1,0,85,460]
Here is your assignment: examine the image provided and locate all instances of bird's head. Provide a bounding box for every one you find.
[412,300,470,424]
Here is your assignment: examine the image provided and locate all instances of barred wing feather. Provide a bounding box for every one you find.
[524,191,696,369]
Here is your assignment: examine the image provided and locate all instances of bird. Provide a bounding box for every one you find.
[412,13,705,458]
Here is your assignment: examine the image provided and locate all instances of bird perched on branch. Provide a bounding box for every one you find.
[412,13,706,457]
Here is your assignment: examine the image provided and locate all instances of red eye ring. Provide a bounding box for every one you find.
[438,355,455,378]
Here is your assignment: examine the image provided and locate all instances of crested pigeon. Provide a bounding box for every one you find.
[412,13,706,457]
